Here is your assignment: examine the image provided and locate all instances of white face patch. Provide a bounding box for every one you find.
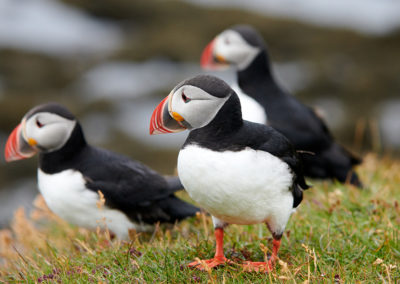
[170,85,229,129]
[24,112,76,152]
[214,29,260,70]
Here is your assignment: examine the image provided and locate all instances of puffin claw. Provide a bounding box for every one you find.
[242,260,274,273]
[188,257,232,270]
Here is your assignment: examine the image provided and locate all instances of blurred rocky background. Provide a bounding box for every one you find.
[0,0,399,227]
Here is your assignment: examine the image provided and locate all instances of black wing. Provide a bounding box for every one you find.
[78,147,198,224]
[264,92,333,152]
[244,122,310,208]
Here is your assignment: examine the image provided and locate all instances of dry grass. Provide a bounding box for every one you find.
[0,154,399,283]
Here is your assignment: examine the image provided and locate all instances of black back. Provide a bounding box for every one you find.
[232,25,361,186]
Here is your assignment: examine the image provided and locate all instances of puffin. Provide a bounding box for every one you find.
[200,24,362,187]
[4,103,199,239]
[150,75,309,272]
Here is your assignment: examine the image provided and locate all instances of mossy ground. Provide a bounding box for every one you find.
[0,154,399,283]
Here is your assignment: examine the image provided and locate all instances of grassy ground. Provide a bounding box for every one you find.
[0,154,399,283]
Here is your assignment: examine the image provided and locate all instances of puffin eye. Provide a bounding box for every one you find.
[224,37,230,45]
[36,119,44,128]
[182,92,190,103]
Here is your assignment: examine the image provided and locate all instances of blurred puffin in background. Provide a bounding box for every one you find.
[201,24,362,187]
[5,103,199,239]
[150,75,309,272]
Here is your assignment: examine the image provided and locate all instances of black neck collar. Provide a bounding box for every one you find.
[39,123,87,174]
[203,93,243,134]
[237,51,278,100]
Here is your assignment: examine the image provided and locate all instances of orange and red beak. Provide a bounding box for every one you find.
[149,94,187,135]
[4,120,37,162]
[200,39,217,69]
[200,38,228,70]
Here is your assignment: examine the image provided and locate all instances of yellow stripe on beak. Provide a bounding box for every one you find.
[215,54,227,64]
[171,112,184,122]
[28,138,37,146]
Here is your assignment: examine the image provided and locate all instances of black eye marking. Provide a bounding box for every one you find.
[36,119,44,128]
[224,37,230,45]
[182,91,191,103]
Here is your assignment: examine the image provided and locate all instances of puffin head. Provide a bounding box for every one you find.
[5,103,78,162]
[149,75,236,135]
[201,25,266,71]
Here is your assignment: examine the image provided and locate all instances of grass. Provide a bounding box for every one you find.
[0,154,399,283]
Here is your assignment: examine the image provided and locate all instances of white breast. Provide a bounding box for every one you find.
[177,145,294,229]
[37,169,151,239]
[232,84,267,125]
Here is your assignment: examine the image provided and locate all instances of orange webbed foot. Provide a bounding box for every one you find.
[188,256,232,270]
[242,260,274,273]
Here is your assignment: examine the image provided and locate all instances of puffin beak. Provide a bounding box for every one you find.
[200,39,228,70]
[201,39,216,69]
[149,94,187,135]
[4,120,38,162]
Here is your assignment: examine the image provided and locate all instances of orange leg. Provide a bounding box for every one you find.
[188,228,231,270]
[242,238,281,273]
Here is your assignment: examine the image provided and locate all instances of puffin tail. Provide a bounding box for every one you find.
[326,143,363,188]
[165,176,184,192]
[349,151,362,166]
[159,196,200,221]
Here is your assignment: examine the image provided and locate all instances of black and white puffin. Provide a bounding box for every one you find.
[4,103,199,239]
[201,25,362,187]
[150,75,309,272]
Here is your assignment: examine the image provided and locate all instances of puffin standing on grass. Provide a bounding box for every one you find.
[4,103,199,239]
[201,25,362,187]
[150,75,309,272]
